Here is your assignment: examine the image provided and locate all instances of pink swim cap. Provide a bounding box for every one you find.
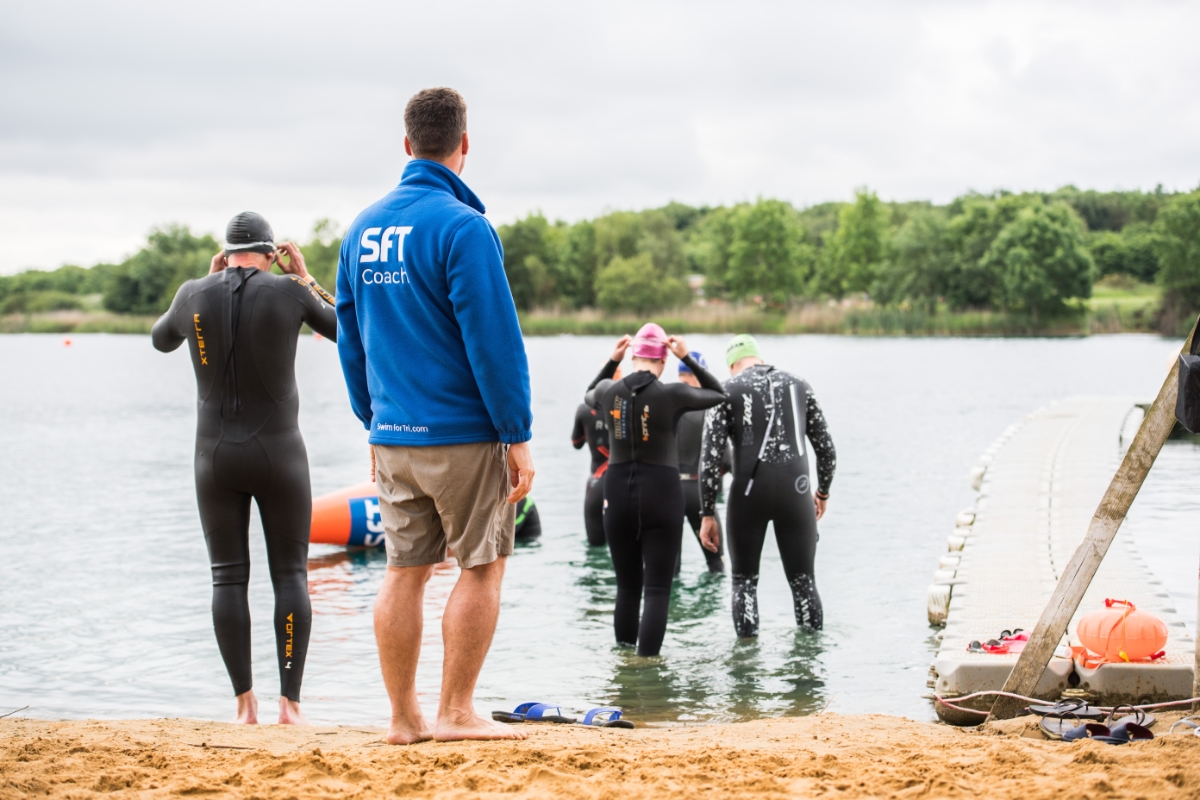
[631,323,668,360]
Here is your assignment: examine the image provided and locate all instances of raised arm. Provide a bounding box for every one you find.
[150,282,191,353]
[276,242,337,341]
[664,353,727,413]
[806,387,836,497]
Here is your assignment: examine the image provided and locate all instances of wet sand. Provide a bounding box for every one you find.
[3,712,1198,798]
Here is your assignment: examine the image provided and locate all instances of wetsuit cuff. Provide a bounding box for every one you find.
[815,490,829,500]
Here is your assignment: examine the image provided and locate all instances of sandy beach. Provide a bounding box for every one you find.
[3,712,1198,799]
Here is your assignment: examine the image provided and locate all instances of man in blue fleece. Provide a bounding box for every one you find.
[336,87,534,745]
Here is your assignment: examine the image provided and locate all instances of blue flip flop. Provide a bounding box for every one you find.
[491,702,543,723]
[583,707,635,729]
[525,703,577,724]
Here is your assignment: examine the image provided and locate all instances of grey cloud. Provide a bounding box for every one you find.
[1,0,1199,272]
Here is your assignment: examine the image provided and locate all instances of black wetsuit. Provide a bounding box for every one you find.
[587,356,726,656]
[571,402,610,547]
[152,267,337,701]
[514,496,541,540]
[677,409,728,574]
[700,364,836,637]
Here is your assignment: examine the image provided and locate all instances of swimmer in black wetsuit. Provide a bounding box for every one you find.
[676,351,730,574]
[514,496,541,540]
[571,363,622,547]
[571,402,608,546]
[586,324,727,656]
[151,211,338,725]
[699,334,836,638]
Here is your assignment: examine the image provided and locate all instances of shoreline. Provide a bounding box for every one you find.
[3,712,1197,798]
[0,305,1167,338]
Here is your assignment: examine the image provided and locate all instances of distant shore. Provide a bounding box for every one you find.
[1,297,1163,338]
[2,712,1196,798]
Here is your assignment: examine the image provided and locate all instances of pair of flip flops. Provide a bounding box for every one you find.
[967,630,1028,654]
[491,703,634,729]
[1061,720,1154,745]
[1030,701,1156,741]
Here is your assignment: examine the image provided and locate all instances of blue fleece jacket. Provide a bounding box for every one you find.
[336,159,532,446]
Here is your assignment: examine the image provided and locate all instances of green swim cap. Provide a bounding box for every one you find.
[725,334,762,366]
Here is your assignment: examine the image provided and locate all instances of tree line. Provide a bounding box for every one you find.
[0,221,340,318]
[2,186,1198,332]
[497,185,1200,331]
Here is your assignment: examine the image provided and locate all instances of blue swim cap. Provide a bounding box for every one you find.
[678,351,707,374]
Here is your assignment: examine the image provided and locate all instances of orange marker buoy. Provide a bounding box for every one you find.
[310,481,385,547]
[1076,599,1168,662]
[63,338,72,346]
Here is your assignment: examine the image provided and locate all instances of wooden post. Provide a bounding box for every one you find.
[988,320,1199,721]
[1195,554,1200,711]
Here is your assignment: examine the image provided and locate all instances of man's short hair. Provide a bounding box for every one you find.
[404,88,467,160]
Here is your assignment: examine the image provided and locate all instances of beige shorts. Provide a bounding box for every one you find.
[373,441,515,569]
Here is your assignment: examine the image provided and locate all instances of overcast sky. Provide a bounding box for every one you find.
[1,0,1198,274]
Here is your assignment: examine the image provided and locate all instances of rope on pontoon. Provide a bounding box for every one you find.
[933,691,1200,717]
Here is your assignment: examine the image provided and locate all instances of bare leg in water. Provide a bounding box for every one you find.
[433,557,525,742]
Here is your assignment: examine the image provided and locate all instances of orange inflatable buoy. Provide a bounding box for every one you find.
[1076,599,1168,663]
[310,481,385,547]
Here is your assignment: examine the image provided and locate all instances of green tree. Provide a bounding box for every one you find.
[593,211,642,267]
[103,225,218,314]
[725,198,811,307]
[817,190,889,298]
[942,194,1032,309]
[874,209,953,311]
[686,205,738,298]
[1088,223,1159,283]
[558,220,598,308]
[980,202,1094,319]
[1152,190,1200,331]
[498,212,559,311]
[595,252,687,315]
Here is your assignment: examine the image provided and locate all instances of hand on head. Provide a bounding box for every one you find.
[275,242,309,279]
[209,251,227,274]
[666,335,689,361]
[610,335,632,363]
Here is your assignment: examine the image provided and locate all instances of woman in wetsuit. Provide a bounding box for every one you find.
[586,324,727,656]
[151,211,337,725]
[699,335,836,638]
[571,364,621,547]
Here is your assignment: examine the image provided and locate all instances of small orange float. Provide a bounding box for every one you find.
[310,481,384,547]
[1076,598,1167,663]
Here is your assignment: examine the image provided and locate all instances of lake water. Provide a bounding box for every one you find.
[1,333,1196,727]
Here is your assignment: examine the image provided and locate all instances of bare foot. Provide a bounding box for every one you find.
[234,691,258,725]
[433,712,527,742]
[386,714,433,745]
[278,697,309,725]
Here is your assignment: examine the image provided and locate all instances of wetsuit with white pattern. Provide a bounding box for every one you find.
[700,364,835,636]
